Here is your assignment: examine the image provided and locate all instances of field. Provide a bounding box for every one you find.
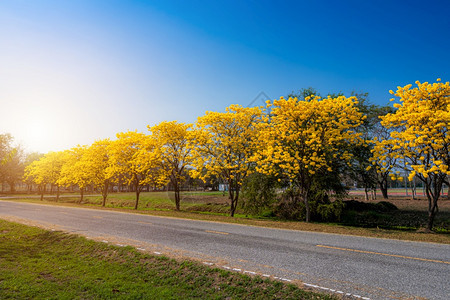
[0,219,334,299]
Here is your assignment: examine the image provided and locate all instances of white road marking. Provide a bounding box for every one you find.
[303,282,370,299]
[243,271,257,275]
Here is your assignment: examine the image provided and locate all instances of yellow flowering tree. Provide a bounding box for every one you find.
[24,151,68,201]
[379,79,450,231]
[24,158,49,200]
[22,152,44,192]
[191,105,264,217]
[83,139,113,206]
[148,121,194,211]
[254,95,363,222]
[107,131,165,209]
[58,146,91,202]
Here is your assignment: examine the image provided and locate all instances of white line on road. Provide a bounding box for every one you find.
[303,283,370,300]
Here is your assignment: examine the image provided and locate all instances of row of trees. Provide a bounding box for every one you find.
[5,79,450,231]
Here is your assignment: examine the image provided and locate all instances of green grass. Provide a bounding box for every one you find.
[0,219,333,300]
[80,191,226,209]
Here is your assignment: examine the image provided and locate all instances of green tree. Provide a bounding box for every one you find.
[369,105,397,199]
[349,93,394,200]
[241,172,279,216]
[0,145,25,193]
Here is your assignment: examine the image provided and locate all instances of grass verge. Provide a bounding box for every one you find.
[0,219,334,300]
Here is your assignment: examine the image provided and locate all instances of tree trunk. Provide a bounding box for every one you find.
[173,179,181,211]
[424,176,442,232]
[134,189,140,210]
[8,181,15,193]
[427,208,437,232]
[102,183,108,207]
[228,181,240,217]
[426,191,439,232]
[102,193,107,207]
[40,185,46,201]
[175,191,180,211]
[56,186,60,202]
[379,179,389,199]
[134,187,141,209]
[411,180,417,200]
[304,194,311,223]
[79,188,84,203]
[229,188,235,217]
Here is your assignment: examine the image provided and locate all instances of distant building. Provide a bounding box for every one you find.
[218,184,229,192]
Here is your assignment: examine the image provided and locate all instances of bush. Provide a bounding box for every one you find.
[376,201,398,212]
[316,200,345,222]
[272,188,346,222]
[241,172,279,215]
[272,188,304,220]
[343,200,398,212]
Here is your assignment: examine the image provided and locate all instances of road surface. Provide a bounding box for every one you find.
[1,200,449,300]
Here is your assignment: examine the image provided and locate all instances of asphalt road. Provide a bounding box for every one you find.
[1,200,449,300]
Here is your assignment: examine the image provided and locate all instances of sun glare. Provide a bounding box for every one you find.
[23,120,53,153]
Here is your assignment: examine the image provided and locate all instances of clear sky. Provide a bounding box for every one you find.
[1,0,449,153]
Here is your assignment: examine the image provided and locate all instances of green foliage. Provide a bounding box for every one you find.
[241,172,279,215]
[273,188,346,223]
[287,87,320,99]
[315,200,345,222]
[273,187,304,220]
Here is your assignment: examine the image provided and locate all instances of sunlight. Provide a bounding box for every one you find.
[23,119,53,153]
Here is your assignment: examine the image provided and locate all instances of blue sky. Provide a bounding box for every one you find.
[1,0,449,153]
